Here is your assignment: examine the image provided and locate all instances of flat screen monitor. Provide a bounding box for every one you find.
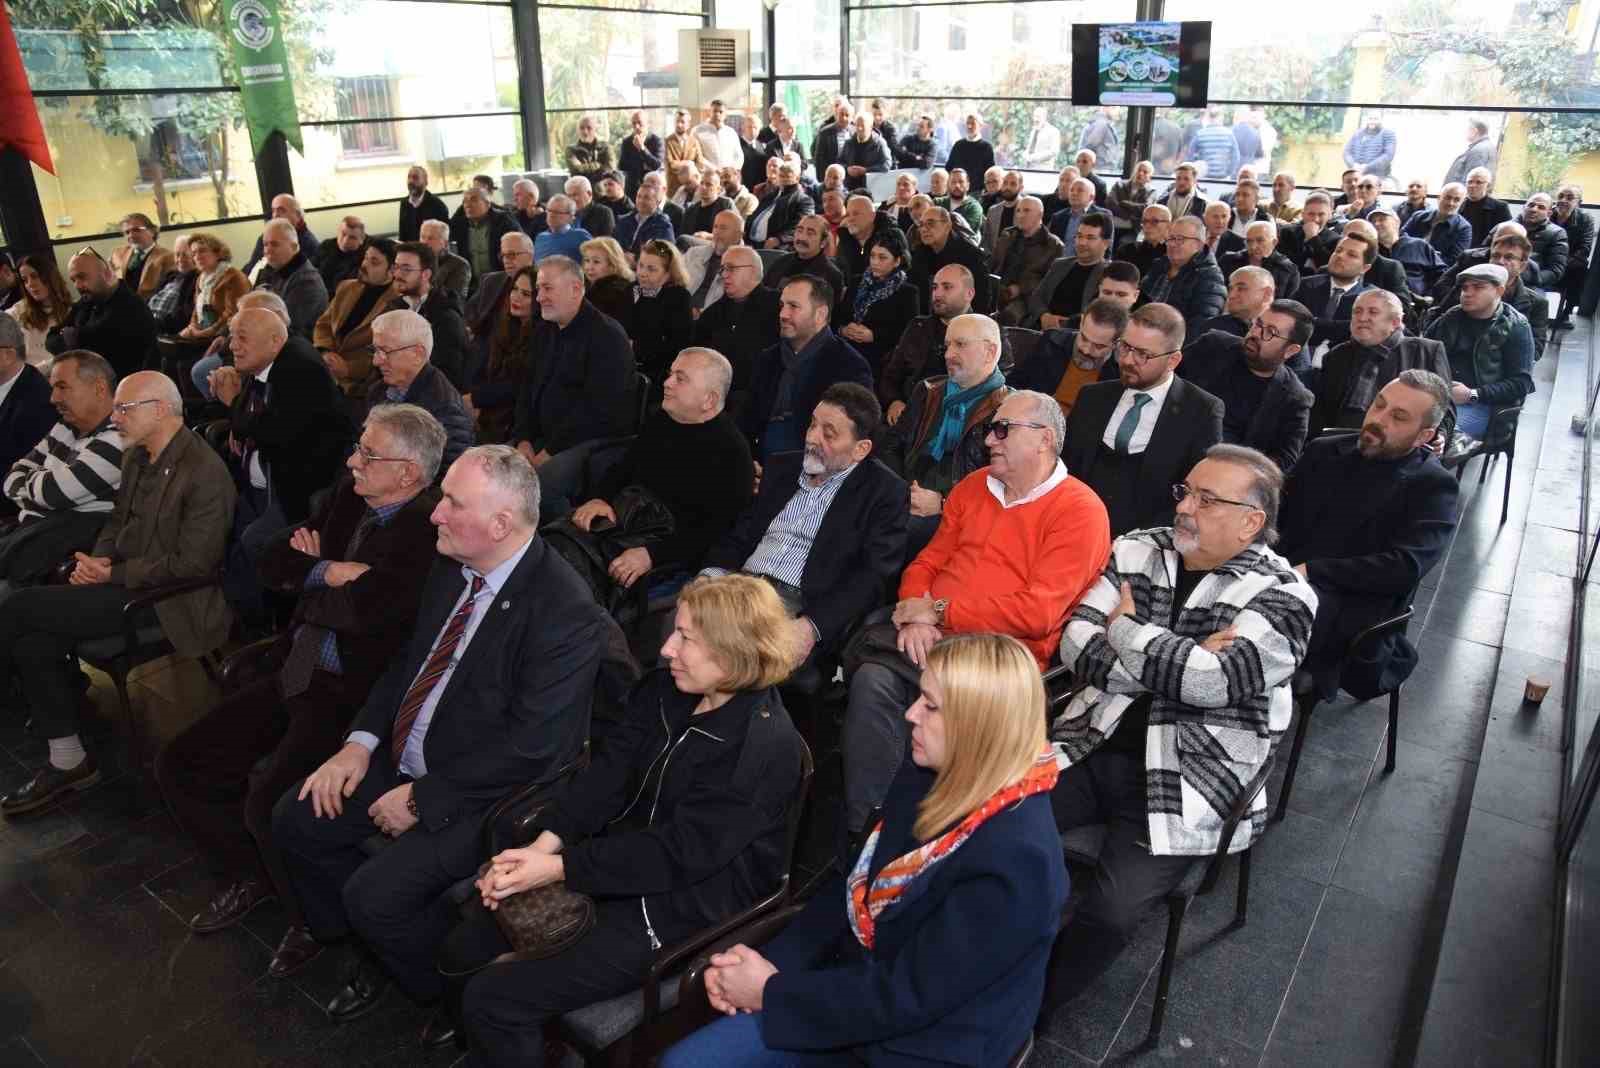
[1070,21,1211,108]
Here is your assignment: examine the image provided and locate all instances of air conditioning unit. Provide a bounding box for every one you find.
[677,29,752,114]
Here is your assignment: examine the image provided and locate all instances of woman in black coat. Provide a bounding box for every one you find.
[466,265,534,443]
[839,226,920,378]
[439,575,808,1068]
[627,239,695,387]
[663,633,1068,1068]
[579,236,636,329]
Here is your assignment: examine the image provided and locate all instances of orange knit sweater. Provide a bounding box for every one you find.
[901,466,1111,668]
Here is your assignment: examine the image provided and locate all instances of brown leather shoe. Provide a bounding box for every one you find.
[0,758,100,817]
[268,924,325,979]
[190,879,276,934]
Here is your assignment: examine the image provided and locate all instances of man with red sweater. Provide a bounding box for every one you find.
[839,388,1111,834]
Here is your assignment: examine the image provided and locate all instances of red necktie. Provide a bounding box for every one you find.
[390,575,485,764]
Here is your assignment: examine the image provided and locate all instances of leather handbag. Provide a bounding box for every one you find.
[478,862,597,960]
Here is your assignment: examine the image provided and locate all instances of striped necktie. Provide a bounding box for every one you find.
[390,575,485,764]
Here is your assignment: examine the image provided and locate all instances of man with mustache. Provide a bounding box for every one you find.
[1041,443,1317,1026]
[1180,299,1315,473]
[1277,371,1459,699]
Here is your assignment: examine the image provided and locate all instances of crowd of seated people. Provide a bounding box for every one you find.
[0,93,1583,1065]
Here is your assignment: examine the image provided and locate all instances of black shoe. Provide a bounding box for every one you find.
[326,956,392,1022]
[269,924,325,979]
[420,1006,458,1049]
[0,758,101,816]
[190,879,276,934]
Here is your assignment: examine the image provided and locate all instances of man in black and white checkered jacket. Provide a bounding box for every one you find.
[1038,443,1317,1020]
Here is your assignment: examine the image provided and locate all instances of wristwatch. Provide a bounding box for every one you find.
[406,793,419,818]
[1468,389,1479,404]
[932,598,949,628]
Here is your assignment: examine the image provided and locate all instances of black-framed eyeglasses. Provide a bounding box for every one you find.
[1116,340,1178,363]
[1249,318,1291,343]
[1171,483,1261,512]
[372,343,420,359]
[351,443,412,465]
[982,418,1048,440]
[112,398,162,416]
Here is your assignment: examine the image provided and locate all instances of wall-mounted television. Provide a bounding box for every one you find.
[1070,21,1212,108]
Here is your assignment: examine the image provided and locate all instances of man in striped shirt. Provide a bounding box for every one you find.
[0,350,123,589]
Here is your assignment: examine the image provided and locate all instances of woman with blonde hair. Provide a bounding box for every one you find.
[176,232,249,342]
[6,254,73,369]
[628,238,694,385]
[438,574,809,1066]
[579,236,635,327]
[664,632,1068,1067]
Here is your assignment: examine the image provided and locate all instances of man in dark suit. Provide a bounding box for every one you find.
[1313,289,1452,436]
[1218,220,1301,301]
[763,215,846,306]
[1181,300,1316,473]
[272,445,605,1036]
[462,232,535,341]
[741,275,873,461]
[692,245,780,409]
[364,310,476,468]
[1278,193,1342,277]
[156,405,445,978]
[703,382,906,663]
[1279,372,1460,699]
[1062,303,1224,536]
[0,316,56,477]
[387,243,471,390]
[744,158,815,250]
[1297,232,1377,352]
[909,207,993,315]
[399,166,450,243]
[1005,298,1123,420]
[48,248,158,380]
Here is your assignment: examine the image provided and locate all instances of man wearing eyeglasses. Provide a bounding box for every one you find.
[155,403,444,980]
[386,242,470,391]
[532,194,594,267]
[0,372,234,817]
[839,387,1110,837]
[108,213,176,301]
[1551,183,1593,327]
[692,245,779,402]
[682,210,746,312]
[464,231,536,339]
[1040,444,1317,1025]
[1180,300,1316,473]
[45,246,159,381]
[1062,303,1224,537]
[363,310,474,470]
[1137,216,1226,333]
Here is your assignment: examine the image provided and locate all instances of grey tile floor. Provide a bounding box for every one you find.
[0,323,1583,1066]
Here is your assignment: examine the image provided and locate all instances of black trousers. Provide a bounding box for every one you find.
[1040,748,1195,1018]
[0,582,135,740]
[155,671,358,925]
[270,754,485,1003]
[439,898,657,1068]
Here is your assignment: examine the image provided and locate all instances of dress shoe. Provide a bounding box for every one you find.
[0,758,100,817]
[269,924,325,979]
[190,879,276,934]
[420,1006,459,1049]
[326,956,392,1022]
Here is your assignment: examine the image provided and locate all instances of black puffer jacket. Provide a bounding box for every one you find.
[542,671,806,950]
[1140,247,1227,327]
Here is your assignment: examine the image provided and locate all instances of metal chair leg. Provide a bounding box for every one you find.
[1501,442,1515,526]
[1146,895,1189,1047]
[1386,683,1402,773]
[1273,696,1314,822]
[1234,850,1252,927]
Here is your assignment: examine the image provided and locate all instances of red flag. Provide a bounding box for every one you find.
[0,0,53,174]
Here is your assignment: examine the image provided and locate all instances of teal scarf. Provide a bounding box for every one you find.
[929,369,1005,461]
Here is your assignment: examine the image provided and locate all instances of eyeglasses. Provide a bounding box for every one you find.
[391,264,422,276]
[981,418,1048,440]
[1171,483,1261,512]
[1116,340,1178,363]
[1249,318,1291,343]
[719,263,756,275]
[112,398,162,416]
[351,443,411,465]
[372,343,420,359]
[1164,234,1200,246]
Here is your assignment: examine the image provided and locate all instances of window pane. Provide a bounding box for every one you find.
[846,96,1128,174]
[714,0,768,76]
[288,115,521,210]
[1150,105,1578,200]
[31,93,263,239]
[13,22,226,92]
[545,106,681,163]
[538,8,702,110]
[288,2,519,123]
[544,0,702,13]
[775,0,840,76]
[849,0,1133,97]
[775,80,840,152]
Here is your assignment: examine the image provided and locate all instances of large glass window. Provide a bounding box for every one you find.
[715,0,769,76]
[538,7,701,112]
[775,0,841,76]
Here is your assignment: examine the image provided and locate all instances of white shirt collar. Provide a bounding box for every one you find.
[986,458,1069,509]
[253,357,276,384]
[1131,371,1176,406]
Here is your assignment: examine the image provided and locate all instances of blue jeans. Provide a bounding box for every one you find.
[661,1011,858,1067]
[191,353,225,399]
[1456,400,1491,438]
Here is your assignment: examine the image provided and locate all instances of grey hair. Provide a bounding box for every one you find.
[461,444,541,528]
[51,349,117,392]
[365,402,447,485]
[1171,215,1205,238]
[502,229,534,253]
[1394,368,1452,430]
[1203,443,1282,546]
[1009,388,1066,455]
[0,314,23,356]
[1466,166,1493,183]
[723,244,763,280]
[1069,178,1095,196]
[264,218,296,242]
[1440,182,1467,198]
[677,347,734,407]
[537,254,584,286]
[1244,219,1277,241]
[239,288,291,327]
[462,186,490,205]
[419,219,450,241]
[1355,287,1404,322]
[1229,265,1274,290]
[546,194,575,215]
[513,178,537,197]
[372,309,434,358]
[563,176,592,197]
[1303,191,1333,208]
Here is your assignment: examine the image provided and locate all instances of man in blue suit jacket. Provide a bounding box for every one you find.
[613,183,677,258]
[740,275,873,460]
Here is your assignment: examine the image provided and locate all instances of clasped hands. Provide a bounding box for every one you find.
[476,833,564,910]
[704,943,778,1015]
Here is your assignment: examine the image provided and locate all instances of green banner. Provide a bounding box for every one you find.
[223,0,303,156]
